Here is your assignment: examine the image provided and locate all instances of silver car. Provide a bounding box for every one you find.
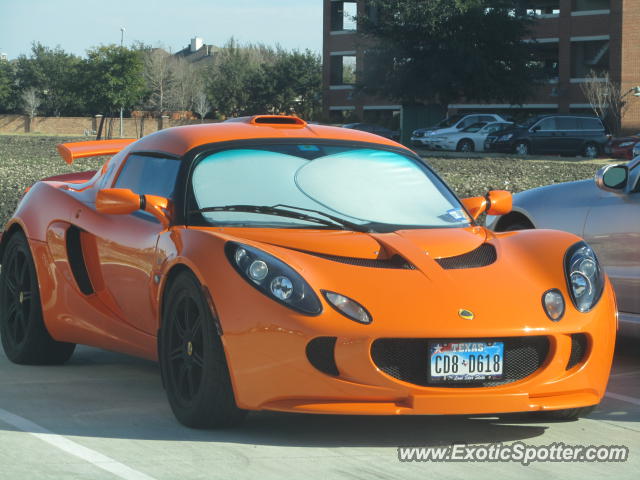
[486,157,640,337]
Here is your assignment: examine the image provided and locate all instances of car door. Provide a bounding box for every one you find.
[528,117,554,153]
[582,184,640,315]
[82,153,181,334]
[554,117,580,153]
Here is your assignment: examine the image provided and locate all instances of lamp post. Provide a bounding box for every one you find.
[119,27,126,138]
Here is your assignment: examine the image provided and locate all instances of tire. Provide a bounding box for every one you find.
[582,143,599,159]
[159,271,246,429]
[0,232,75,365]
[456,139,475,153]
[532,405,596,421]
[503,221,533,232]
[514,141,530,156]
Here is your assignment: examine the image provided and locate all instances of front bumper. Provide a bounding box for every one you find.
[222,282,616,415]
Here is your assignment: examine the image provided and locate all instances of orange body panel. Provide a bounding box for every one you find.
[2,118,616,416]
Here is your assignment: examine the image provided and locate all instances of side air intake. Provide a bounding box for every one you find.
[435,243,497,270]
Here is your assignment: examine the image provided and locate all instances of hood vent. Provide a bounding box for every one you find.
[435,243,497,270]
[303,251,416,270]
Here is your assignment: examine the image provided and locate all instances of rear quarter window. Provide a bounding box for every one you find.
[578,118,604,130]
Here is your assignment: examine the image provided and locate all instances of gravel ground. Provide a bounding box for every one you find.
[0,135,611,228]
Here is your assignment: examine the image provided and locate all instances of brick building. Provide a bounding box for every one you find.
[323,0,640,135]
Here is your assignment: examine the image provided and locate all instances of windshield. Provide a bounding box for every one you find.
[462,122,487,133]
[433,115,463,129]
[190,144,471,231]
[520,116,543,128]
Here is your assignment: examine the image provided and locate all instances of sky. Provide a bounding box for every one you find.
[0,0,323,59]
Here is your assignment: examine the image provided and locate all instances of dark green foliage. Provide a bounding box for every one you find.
[83,45,146,116]
[0,61,17,113]
[359,0,542,107]
[207,40,322,119]
[14,43,85,116]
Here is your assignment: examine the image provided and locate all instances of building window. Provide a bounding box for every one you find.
[571,40,610,78]
[331,1,358,31]
[330,55,357,85]
[515,0,560,16]
[572,0,609,12]
[530,42,559,81]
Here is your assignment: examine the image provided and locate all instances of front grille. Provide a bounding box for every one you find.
[566,333,588,370]
[306,337,339,376]
[303,251,416,270]
[435,243,497,270]
[371,336,549,387]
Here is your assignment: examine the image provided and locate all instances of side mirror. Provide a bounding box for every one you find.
[461,190,512,220]
[96,188,171,227]
[595,164,628,193]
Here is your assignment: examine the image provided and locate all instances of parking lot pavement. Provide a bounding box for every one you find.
[0,341,638,480]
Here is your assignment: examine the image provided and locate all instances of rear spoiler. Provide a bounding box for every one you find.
[56,139,136,164]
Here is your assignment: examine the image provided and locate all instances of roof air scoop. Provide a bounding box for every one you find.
[225,115,307,127]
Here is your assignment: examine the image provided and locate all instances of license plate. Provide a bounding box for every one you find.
[429,341,504,382]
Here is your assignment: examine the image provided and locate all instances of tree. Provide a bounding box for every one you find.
[142,48,175,115]
[21,87,41,132]
[358,0,541,110]
[171,58,200,112]
[84,45,146,117]
[0,60,16,112]
[15,43,84,116]
[581,70,634,135]
[192,89,211,122]
[261,49,322,119]
[207,39,263,117]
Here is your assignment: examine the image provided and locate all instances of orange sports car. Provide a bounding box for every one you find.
[0,116,616,428]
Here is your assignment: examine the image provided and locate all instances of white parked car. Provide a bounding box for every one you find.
[431,121,514,152]
[411,113,507,148]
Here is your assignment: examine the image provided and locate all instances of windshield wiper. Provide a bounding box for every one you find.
[190,204,368,232]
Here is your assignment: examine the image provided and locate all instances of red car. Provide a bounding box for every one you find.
[607,134,640,160]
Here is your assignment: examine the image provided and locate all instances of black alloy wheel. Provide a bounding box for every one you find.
[160,271,246,428]
[0,232,75,364]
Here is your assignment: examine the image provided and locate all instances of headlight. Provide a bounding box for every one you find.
[323,291,372,324]
[225,242,322,315]
[564,242,604,313]
[499,134,514,141]
[633,143,640,157]
[618,141,634,147]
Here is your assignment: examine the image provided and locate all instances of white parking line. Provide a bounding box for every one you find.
[605,392,640,406]
[0,407,157,480]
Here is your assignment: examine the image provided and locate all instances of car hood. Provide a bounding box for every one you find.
[212,226,487,260]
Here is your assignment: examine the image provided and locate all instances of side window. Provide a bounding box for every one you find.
[114,154,181,198]
[480,116,496,123]
[578,118,604,131]
[457,117,475,129]
[556,117,578,130]
[536,118,557,131]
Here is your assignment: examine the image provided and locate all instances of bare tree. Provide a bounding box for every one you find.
[170,58,199,112]
[22,87,41,132]
[22,87,41,118]
[143,48,175,115]
[193,89,211,122]
[581,70,634,135]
